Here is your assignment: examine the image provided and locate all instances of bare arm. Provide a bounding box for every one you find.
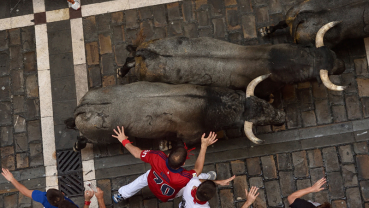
[287,178,326,204]
[84,190,94,208]
[95,188,106,208]
[242,187,259,208]
[1,168,33,198]
[112,126,142,159]
[193,132,218,175]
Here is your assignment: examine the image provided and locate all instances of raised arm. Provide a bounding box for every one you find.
[112,126,142,159]
[287,178,326,204]
[242,186,259,208]
[1,168,33,198]
[95,187,106,208]
[193,132,218,175]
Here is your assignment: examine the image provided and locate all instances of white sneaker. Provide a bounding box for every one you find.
[68,1,81,10]
[206,171,217,180]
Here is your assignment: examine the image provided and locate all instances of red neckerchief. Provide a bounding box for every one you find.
[184,143,195,160]
[191,187,207,205]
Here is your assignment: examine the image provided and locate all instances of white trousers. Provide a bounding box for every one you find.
[118,170,208,199]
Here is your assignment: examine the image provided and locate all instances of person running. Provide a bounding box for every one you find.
[112,126,218,203]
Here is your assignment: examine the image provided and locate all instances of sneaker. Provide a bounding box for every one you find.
[206,171,217,180]
[112,193,124,203]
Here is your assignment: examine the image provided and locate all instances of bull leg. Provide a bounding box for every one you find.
[117,57,135,78]
[73,136,88,152]
[159,140,172,151]
[259,20,288,36]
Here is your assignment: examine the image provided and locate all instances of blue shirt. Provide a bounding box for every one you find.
[32,190,78,208]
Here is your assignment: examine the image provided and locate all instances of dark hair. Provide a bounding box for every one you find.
[196,180,216,202]
[46,189,64,206]
[168,147,187,169]
[64,118,76,130]
[58,200,78,208]
[317,202,331,208]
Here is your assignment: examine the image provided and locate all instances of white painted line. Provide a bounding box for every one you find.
[37,70,54,118]
[0,18,12,31]
[35,24,50,71]
[70,18,86,65]
[33,0,46,13]
[11,14,35,28]
[40,116,57,167]
[74,64,89,104]
[129,0,179,9]
[45,165,58,177]
[46,8,70,23]
[81,0,130,17]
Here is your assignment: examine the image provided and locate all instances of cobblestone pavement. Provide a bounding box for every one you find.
[0,0,369,207]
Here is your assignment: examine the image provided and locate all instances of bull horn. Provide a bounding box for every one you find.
[319,69,347,91]
[246,73,271,98]
[244,121,264,144]
[315,21,340,48]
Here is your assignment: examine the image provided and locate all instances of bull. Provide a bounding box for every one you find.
[260,0,369,47]
[119,23,346,95]
[67,81,286,150]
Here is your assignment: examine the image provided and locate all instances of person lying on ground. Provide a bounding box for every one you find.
[1,168,78,208]
[112,126,218,203]
[288,178,331,208]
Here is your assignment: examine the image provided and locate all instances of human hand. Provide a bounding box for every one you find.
[84,190,94,201]
[201,132,218,148]
[217,175,235,186]
[112,126,128,143]
[1,168,14,182]
[245,186,259,204]
[311,178,326,192]
[95,187,104,200]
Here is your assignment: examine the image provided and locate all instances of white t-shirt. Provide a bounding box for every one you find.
[178,177,210,208]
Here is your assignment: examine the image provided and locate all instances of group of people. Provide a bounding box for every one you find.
[1,126,331,207]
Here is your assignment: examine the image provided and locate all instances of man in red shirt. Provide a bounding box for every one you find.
[112,126,217,203]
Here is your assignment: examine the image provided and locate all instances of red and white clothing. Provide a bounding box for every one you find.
[179,176,210,208]
[118,150,196,202]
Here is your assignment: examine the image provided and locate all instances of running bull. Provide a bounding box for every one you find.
[66,81,285,150]
[120,23,346,95]
[260,0,369,47]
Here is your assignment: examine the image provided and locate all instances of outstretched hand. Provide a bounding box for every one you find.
[84,190,94,201]
[1,168,14,182]
[245,186,259,204]
[112,126,128,143]
[201,132,218,148]
[217,175,236,186]
[95,187,104,200]
[311,178,326,192]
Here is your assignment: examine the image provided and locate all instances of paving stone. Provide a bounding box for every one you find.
[0,30,8,51]
[167,2,181,21]
[100,54,115,75]
[83,16,98,42]
[182,1,194,22]
[355,58,369,76]
[138,7,153,20]
[51,76,76,102]
[54,124,79,150]
[26,74,38,98]
[358,78,369,97]
[329,91,344,106]
[354,142,368,154]
[24,51,36,73]
[1,155,15,170]
[301,110,317,127]
[102,75,116,87]
[346,95,363,120]
[14,116,26,133]
[52,100,76,125]
[363,97,369,118]
[261,155,277,179]
[86,42,100,65]
[246,157,261,175]
[129,195,143,207]
[33,199,45,208]
[140,20,155,41]
[228,32,242,44]
[11,70,24,94]
[0,53,9,76]
[96,14,111,33]
[88,65,102,88]
[279,171,295,197]
[346,187,361,208]
[9,28,20,45]
[226,7,240,30]
[315,99,332,125]
[296,179,313,200]
[256,125,272,134]
[183,23,199,38]
[332,200,347,208]
[29,143,43,167]
[220,189,234,208]
[322,147,340,172]
[173,197,182,208]
[292,151,308,177]
[307,149,323,168]
[48,29,73,55]
[99,34,113,54]
[341,164,358,187]
[327,172,344,199]
[249,177,263,188]
[314,190,329,205]
[238,0,253,13]
[286,103,301,129]
[0,126,13,146]
[199,28,213,37]
[159,201,173,208]
[18,192,32,208]
[0,77,10,100]
[361,180,369,201]
[265,180,282,206]
[113,43,129,67]
[0,102,12,125]
[298,89,313,111]
[196,10,209,27]
[332,105,348,123]
[153,5,167,27]
[25,99,39,119]
[4,194,17,208]
[252,189,267,208]
[125,10,139,29]
[312,82,328,99]
[216,163,232,187]
[277,153,292,170]
[231,160,246,175]
[338,145,354,163]
[255,7,269,24]
[49,53,74,79]
[14,133,27,152]
[144,198,158,208]
[97,179,112,205]
[310,167,325,184]
[234,175,247,199]
[167,20,183,36]
[10,46,23,69]
[21,27,35,52]
[212,18,226,38]
[16,153,29,169]
[357,155,369,179]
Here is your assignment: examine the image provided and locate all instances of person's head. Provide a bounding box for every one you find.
[58,200,78,208]
[168,147,187,169]
[317,202,331,208]
[46,189,64,206]
[196,180,216,202]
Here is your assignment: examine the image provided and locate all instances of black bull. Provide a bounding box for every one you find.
[260,0,369,47]
[72,82,285,145]
[120,36,345,97]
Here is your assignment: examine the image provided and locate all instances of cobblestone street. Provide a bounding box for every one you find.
[0,0,369,207]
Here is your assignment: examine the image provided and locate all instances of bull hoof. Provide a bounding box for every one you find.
[159,140,172,151]
[259,26,271,37]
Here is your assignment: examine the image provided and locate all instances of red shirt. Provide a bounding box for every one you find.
[140,150,196,202]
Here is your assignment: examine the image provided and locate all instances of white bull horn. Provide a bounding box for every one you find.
[244,121,264,144]
[246,73,271,98]
[315,21,341,48]
[319,69,347,91]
